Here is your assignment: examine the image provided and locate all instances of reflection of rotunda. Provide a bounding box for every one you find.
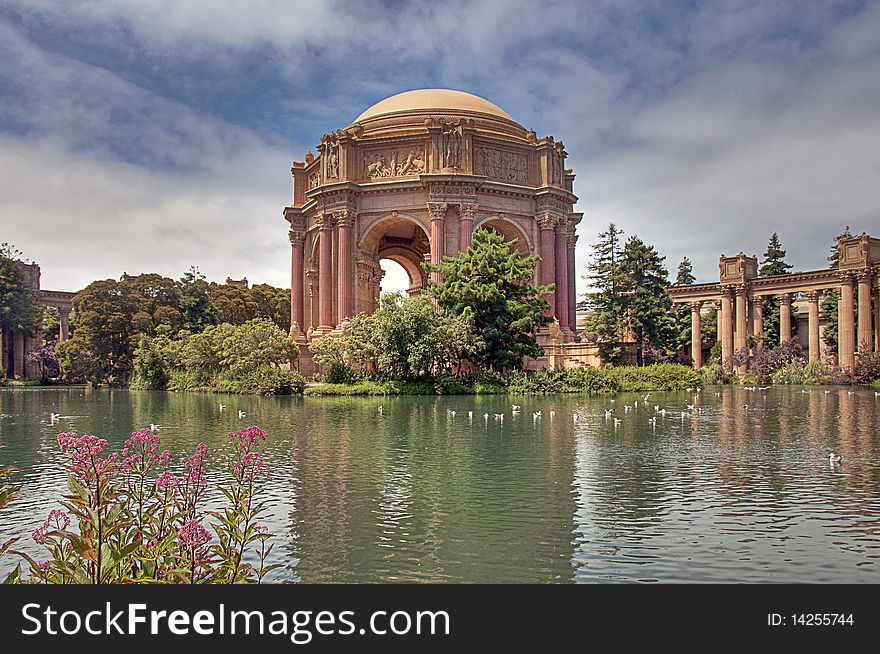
[284,89,595,369]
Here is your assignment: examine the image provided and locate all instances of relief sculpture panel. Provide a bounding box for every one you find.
[474,147,528,184]
[364,145,426,180]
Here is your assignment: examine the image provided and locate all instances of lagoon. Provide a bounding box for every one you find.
[1,386,879,583]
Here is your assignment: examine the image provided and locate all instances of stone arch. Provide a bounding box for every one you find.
[474,215,532,255]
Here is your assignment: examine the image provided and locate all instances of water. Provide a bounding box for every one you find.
[1,386,879,583]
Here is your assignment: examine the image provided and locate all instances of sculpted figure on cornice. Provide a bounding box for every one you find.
[364,145,426,179]
[321,133,341,180]
[474,147,528,184]
[308,171,320,190]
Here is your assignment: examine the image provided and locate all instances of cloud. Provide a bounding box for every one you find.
[1,0,878,298]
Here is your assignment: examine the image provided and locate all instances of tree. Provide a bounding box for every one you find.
[426,227,553,371]
[57,279,140,385]
[26,344,61,384]
[822,226,853,351]
[1,244,43,376]
[178,266,216,333]
[218,318,298,375]
[209,283,260,325]
[672,257,696,356]
[584,224,628,363]
[619,235,675,365]
[131,334,169,390]
[758,233,795,345]
[250,283,291,334]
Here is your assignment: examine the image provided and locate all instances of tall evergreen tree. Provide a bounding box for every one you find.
[426,227,553,371]
[620,235,675,365]
[179,266,217,333]
[673,257,696,356]
[584,223,628,363]
[758,233,795,344]
[821,225,853,350]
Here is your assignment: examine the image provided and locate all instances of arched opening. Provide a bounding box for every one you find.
[358,215,430,313]
[380,258,410,296]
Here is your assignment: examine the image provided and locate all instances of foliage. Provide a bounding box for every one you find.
[42,306,61,345]
[758,233,796,346]
[674,257,696,286]
[0,244,43,348]
[178,266,216,334]
[215,367,305,395]
[747,338,806,382]
[584,223,628,364]
[699,363,731,385]
[131,334,169,390]
[427,227,552,371]
[4,427,279,584]
[219,318,298,375]
[770,360,831,385]
[834,352,880,385]
[601,363,700,392]
[822,226,853,350]
[303,380,437,396]
[26,344,61,384]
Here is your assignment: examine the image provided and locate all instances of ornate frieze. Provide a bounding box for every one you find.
[364,145,426,179]
[308,171,320,190]
[474,147,528,183]
[429,183,476,198]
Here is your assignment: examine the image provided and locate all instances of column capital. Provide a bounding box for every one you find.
[855,268,873,284]
[537,213,557,231]
[689,300,703,311]
[566,233,578,249]
[837,271,855,286]
[458,203,478,220]
[288,229,306,246]
[734,283,749,297]
[804,289,821,302]
[720,284,735,299]
[334,209,357,227]
[427,202,447,221]
[315,212,335,229]
[752,295,764,308]
[777,291,792,301]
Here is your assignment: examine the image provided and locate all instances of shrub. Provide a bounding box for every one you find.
[602,363,700,391]
[5,427,279,584]
[699,363,730,385]
[131,334,169,390]
[323,361,361,385]
[433,374,475,395]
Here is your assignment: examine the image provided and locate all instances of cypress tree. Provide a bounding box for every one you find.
[584,223,628,363]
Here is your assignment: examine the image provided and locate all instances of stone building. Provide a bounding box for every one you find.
[283,89,601,370]
[1,261,74,379]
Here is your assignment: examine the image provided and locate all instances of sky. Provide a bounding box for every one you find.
[1,0,878,296]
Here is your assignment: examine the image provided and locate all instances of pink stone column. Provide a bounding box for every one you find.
[778,293,792,344]
[806,290,820,362]
[857,270,872,352]
[459,203,476,252]
[554,225,569,330]
[734,286,747,375]
[538,215,556,316]
[289,229,305,335]
[838,275,855,370]
[336,211,354,322]
[428,203,446,284]
[720,287,734,372]
[318,214,334,329]
[567,233,577,335]
[752,296,763,348]
[690,301,703,369]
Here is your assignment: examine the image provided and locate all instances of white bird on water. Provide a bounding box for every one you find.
[549,410,555,419]
[512,405,521,413]
[829,452,842,464]
[49,412,60,424]
[484,413,489,424]
[613,418,622,428]
[604,409,614,419]
[377,406,383,415]
[494,413,504,422]
[572,414,579,423]
[238,410,246,419]
[150,423,161,433]
[219,403,226,411]
[468,411,473,423]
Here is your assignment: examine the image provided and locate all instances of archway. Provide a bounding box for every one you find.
[477,217,531,255]
[358,215,430,314]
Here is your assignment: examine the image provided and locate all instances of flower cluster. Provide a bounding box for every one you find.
[56,432,118,485]
[178,519,212,554]
[32,509,71,545]
[121,428,172,474]
[155,471,180,493]
[229,426,267,453]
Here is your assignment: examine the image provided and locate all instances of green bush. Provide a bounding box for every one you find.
[218,367,305,395]
[699,363,730,385]
[602,363,700,391]
[304,380,436,396]
[771,362,806,385]
[433,374,475,395]
[323,361,362,385]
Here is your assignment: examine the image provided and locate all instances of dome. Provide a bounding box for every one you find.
[353,89,517,124]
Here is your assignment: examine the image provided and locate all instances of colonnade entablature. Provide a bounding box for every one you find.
[282,90,583,355]
[670,233,880,373]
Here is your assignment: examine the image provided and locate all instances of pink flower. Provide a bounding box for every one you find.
[178,519,212,553]
[33,509,71,544]
[228,426,267,453]
[32,526,48,544]
[155,471,179,493]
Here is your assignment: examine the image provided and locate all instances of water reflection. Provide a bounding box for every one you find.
[1,386,879,582]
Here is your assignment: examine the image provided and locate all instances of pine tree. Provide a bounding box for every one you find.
[426,228,553,371]
[584,223,628,363]
[821,226,852,350]
[620,235,675,365]
[673,257,696,356]
[758,233,795,344]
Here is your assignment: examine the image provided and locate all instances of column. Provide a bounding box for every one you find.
[805,290,820,363]
[459,203,477,252]
[289,230,305,336]
[13,330,24,379]
[428,202,446,284]
[554,222,569,331]
[538,214,556,316]
[857,271,873,352]
[716,301,723,345]
[690,301,703,369]
[721,287,734,372]
[778,293,792,344]
[752,296,764,348]
[875,283,880,352]
[567,233,577,336]
[838,274,855,370]
[734,286,747,374]
[317,214,334,329]
[336,210,354,323]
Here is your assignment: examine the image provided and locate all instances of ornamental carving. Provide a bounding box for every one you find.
[429,184,476,197]
[308,171,320,190]
[364,145,426,179]
[474,147,528,183]
[321,133,341,180]
[288,230,306,246]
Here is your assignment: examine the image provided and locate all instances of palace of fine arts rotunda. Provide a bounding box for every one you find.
[283,89,596,372]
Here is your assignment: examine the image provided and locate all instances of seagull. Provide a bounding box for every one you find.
[685,387,692,392]
[613,418,622,427]
[604,409,614,418]
[49,412,60,424]
[829,452,842,464]
[847,391,855,396]
[484,413,489,424]
[377,406,383,414]
[686,404,695,411]
[219,403,226,411]
[714,392,721,397]
[573,414,579,423]
[468,411,473,422]
[533,411,542,419]
[624,405,632,413]
[549,410,555,419]
[447,409,456,419]
[643,394,651,401]
[654,405,660,411]
[512,405,521,413]
[150,423,161,433]
[680,411,690,420]
[875,391,880,398]
[648,417,657,425]
[659,409,667,417]
[825,390,831,395]
[237,410,246,419]
[742,404,749,411]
